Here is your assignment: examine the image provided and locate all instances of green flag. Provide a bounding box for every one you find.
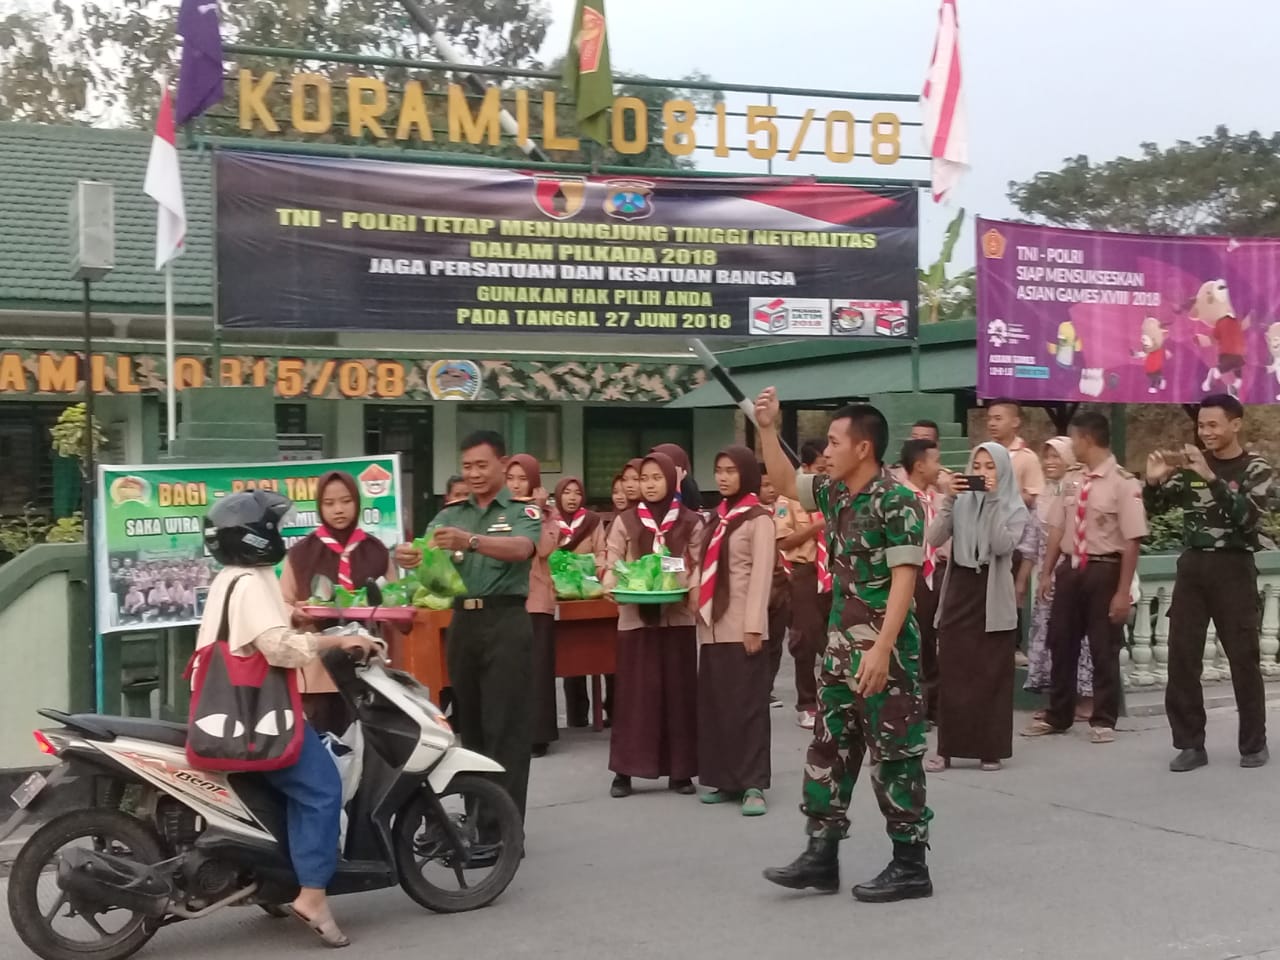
[563,0,612,146]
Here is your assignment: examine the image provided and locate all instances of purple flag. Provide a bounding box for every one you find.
[175,0,224,125]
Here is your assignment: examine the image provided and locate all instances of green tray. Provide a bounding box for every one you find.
[610,588,690,605]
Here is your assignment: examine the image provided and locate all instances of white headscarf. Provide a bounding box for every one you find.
[951,441,1029,569]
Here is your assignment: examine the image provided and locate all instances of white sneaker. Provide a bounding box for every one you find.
[769,694,783,709]
[797,710,816,730]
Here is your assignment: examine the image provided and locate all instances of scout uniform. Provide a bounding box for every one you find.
[1007,438,1045,503]
[1043,455,1147,733]
[1144,451,1273,758]
[772,496,830,716]
[796,471,932,847]
[426,487,543,820]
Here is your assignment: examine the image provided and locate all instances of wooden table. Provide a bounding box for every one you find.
[388,599,619,731]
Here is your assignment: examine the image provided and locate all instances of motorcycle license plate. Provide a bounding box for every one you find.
[11,772,47,809]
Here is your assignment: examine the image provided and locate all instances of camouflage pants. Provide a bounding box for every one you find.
[801,625,933,845]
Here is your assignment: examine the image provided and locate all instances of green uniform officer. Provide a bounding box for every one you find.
[395,430,541,826]
[754,387,934,905]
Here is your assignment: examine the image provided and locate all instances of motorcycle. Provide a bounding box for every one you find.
[1,590,524,960]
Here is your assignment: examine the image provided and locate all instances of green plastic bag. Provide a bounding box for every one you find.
[550,550,598,600]
[613,553,668,592]
[411,586,454,610]
[409,538,468,598]
[380,580,410,608]
[334,586,367,609]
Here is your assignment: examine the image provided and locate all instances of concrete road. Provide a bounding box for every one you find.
[2,688,1279,960]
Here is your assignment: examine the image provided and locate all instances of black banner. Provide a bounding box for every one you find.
[216,153,918,339]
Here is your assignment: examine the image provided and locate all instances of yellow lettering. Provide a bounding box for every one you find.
[0,353,28,392]
[447,84,500,146]
[347,77,388,140]
[338,361,369,398]
[611,96,648,155]
[238,69,279,132]
[541,91,579,151]
[375,362,404,398]
[36,353,78,393]
[219,357,243,387]
[394,80,433,141]
[291,73,332,135]
[174,357,205,389]
[515,88,530,151]
[277,358,305,398]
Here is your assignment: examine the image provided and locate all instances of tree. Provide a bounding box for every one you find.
[1008,126,1280,236]
[1,0,552,127]
[918,207,974,323]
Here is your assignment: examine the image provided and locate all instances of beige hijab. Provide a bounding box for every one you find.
[1038,437,1078,523]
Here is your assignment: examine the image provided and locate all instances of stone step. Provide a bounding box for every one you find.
[179,420,278,441]
[167,437,280,462]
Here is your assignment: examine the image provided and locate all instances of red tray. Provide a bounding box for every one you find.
[299,605,418,624]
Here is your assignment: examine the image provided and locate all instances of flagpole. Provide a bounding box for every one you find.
[164,261,177,441]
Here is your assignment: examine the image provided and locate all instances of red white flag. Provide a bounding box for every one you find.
[921,0,969,203]
[143,85,186,270]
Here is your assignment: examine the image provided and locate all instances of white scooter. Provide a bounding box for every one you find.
[2,596,523,960]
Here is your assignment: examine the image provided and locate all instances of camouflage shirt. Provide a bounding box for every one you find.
[1143,452,1273,552]
[799,471,925,638]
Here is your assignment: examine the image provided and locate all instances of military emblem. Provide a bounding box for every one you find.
[603,179,654,221]
[524,505,542,520]
[426,359,481,400]
[534,177,587,221]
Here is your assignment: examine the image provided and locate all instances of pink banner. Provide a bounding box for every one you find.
[977,218,1280,404]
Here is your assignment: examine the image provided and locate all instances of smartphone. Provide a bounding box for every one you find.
[958,474,988,493]
[1159,450,1189,467]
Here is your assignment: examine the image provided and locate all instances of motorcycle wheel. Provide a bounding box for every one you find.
[393,774,523,914]
[7,809,165,960]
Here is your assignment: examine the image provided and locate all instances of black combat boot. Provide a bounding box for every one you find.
[851,842,933,903]
[762,837,840,893]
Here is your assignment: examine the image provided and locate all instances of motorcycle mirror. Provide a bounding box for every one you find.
[365,578,383,608]
[312,575,335,601]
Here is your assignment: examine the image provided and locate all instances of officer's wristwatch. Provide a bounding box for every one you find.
[467,535,480,552]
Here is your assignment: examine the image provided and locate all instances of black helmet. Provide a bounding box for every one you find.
[203,490,292,567]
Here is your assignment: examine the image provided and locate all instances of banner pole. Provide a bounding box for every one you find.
[165,262,177,441]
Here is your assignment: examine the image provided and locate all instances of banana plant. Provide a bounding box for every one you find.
[918,207,974,324]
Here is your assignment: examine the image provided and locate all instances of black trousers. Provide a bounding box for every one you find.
[1166,550,1267,755]
[1045,560,1124,730]
[563,675,615,727]
[914,559,945,725]
[446,605,534,819]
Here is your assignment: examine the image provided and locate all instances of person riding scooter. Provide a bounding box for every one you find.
[198,490,375,948]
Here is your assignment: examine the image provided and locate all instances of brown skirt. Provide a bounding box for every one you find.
[609,625,698,780]
[698,643,771,792]
[937,564,1015,761]
[529,612,559,745]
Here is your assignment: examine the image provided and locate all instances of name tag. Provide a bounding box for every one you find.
[487,523,513,533]
[661,556,686,574]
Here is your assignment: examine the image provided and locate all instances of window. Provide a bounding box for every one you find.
[457,405,562,472]
[582,408,692,502]
[275,403,308,434]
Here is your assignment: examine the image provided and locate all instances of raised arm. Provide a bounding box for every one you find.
[754,387,798,501]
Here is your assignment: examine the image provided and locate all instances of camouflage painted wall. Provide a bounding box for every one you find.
[0,349,707,404]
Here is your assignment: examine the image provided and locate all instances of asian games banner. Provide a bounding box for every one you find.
[976,217,1280,404]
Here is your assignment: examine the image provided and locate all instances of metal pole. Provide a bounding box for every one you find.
[164,263,176,440]
[82,279,99,711]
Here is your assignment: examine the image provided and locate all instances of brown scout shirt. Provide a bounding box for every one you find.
[1049,455,1148,560]
[1008,437,1046,503]
[772,495,817,564]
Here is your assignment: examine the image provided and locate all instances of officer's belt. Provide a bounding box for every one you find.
[455,595,527,611]
[1086,553,1122,563]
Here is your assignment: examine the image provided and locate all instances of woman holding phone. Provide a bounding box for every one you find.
[925,444,1032,772]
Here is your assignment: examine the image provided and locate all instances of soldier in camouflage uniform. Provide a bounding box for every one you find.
[1145,393,1272,772]
[755,388,934,903]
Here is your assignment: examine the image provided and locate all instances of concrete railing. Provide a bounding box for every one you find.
[1124,551,1280,690]
[0,544,92,771]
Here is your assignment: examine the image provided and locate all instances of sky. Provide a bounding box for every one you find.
[540,0,1280,267]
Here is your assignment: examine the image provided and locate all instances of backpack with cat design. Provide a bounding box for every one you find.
[183,574,304,772]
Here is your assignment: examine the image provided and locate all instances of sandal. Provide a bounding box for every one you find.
[287,906,350,949]
[924,755,950,773]
[1089,727,1116,744]
[1020,720,1067,738]
[980,760,1002,772]
[741,788,767,817]
[1031,709,1047,722]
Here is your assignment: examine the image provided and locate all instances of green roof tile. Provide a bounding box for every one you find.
[0,122,213,310]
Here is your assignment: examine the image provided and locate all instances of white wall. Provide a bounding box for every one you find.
[0,574,68,769]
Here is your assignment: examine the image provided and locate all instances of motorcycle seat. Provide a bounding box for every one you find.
[62,712,189,748]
